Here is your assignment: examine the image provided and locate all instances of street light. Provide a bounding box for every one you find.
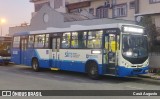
[0,18,6,36]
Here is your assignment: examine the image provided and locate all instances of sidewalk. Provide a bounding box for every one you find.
[139,73,160,80]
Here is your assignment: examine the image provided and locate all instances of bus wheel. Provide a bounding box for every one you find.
[32,59,40,72]
[3,62,9,65]
[87,62,99,80]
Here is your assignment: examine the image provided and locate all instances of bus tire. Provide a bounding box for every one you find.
[32,58,40,72]
[3,62,9,65]
[87,62,99,80]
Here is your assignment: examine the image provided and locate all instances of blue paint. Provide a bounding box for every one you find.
[116,66,149,77]
[12,48,149,77]
[11,49,21,64]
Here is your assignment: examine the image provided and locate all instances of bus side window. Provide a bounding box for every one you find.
[28,35,34,48]
[61,32,71,48]
[34,34,45,48]
[78,31,87,48]
[45,34,49,48]
[71,32,78,48]
[87,30,102,49]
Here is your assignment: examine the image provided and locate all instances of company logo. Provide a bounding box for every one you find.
[65,51,80,58]
[2,91,11,96]
[86,54,98,59]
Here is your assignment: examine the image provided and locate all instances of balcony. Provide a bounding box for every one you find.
[66,0,91,11]
[30,0,44,3]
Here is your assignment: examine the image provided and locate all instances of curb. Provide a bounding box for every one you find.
[136,74,160,85]
[138,74,160,80]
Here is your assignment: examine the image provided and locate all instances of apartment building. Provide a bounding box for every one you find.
[136,0,160,30]
[66,0,160,29]
[66,0,136,21]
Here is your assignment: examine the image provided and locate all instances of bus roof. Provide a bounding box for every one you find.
[30,23,143,34]
[13,23,143,36]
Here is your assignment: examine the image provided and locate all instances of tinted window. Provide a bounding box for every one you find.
[61,32,71,48]
[87,30,103,49]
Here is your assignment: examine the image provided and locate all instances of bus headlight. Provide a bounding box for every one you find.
[126,52,133,56]
[145,70,149,73]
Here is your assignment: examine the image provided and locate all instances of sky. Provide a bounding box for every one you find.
[0,0,34,36]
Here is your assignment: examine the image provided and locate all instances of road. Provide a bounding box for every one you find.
[0,64,160,98]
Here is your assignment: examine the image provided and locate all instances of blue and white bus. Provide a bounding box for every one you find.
[11,23,149,79]
[0,36,12,65]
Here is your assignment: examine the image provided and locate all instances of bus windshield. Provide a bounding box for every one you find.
[0,41,11,57]
[122,34,148,58]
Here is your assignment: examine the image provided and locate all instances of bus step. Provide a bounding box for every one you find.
[51,68,60,71]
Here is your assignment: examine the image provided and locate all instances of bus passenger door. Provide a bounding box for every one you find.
[104,33,119,75]
[20,38,28,65]
[51,37,60,68]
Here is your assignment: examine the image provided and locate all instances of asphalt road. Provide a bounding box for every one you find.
[0,64,160,99]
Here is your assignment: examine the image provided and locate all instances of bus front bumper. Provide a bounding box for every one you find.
[117,66,149,77]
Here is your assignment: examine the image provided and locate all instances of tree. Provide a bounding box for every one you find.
[138,15,158,52]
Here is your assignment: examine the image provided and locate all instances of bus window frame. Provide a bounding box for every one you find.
[49,33,63,49]
[61,29,105,50]
[28,35,35,49]
[12,36,21,49]
[20,36,29,51]
[33,33,50,49]
[103,28,120,50]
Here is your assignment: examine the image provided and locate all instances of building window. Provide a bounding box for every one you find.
[130,1,135,9]
[150,0,160,3]
[96,7,108,18]
[35,2,50,12]
[89,8,94,15]
[113,4,127,18]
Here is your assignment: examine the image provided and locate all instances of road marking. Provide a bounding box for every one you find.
[126,85,143,90]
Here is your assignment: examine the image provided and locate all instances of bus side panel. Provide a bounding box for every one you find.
[60,60,85,72]
[25,49,35,66]
[34,49,51,68]
[59,49,103,73]
[11,49,21,64]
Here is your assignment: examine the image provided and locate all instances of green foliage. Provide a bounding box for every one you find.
[138,16,159,52]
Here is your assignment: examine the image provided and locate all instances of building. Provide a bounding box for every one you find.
[9,0,134,35]
[135,0,160,32]
[66,0,160,31]
[66,0,136,21]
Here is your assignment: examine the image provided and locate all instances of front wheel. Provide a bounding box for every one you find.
[32,59,40,72]
[87,62,99,80]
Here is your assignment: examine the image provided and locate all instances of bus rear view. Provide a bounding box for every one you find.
[0,36,12,65]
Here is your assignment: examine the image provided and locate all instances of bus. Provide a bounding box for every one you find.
[11,23,149,79]
[0,36,12,65]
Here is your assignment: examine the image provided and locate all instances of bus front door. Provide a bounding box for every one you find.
[20,38,27,65]
[104,33,119,75]
[51,37,60,69]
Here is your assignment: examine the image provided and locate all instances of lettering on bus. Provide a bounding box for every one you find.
[86,54,98,59]
[13,51,18,55]
[65,51,80,58]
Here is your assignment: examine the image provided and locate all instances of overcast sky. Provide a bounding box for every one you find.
[0,0,34,35]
